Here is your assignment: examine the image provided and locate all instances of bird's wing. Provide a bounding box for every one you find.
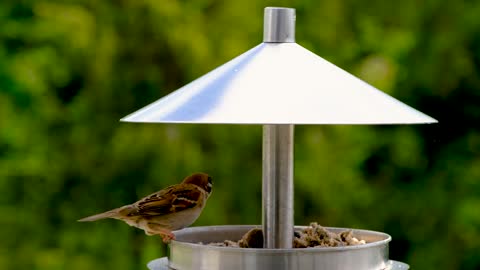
[127,184,202,217]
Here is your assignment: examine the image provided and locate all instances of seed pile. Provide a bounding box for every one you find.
[294,222,366,248]
[206,228,263,248]
[204,223,366,248]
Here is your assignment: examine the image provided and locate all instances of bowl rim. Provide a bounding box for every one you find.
[171,225,391,253]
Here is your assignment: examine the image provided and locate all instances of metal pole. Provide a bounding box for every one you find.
[262,7,296,249]
[263,125,294,248]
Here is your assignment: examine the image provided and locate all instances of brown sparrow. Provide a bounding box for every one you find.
[78,173,212,242]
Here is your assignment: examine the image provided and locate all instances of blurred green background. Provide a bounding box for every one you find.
[1,0,479,269]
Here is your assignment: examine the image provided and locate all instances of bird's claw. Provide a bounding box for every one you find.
[161,233,175,243]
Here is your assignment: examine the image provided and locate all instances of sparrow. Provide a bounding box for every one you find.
[78,173,213,243]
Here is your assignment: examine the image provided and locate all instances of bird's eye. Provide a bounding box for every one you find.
[207,176,213,184]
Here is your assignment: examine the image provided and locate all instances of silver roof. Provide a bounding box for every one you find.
[121,42,437,125]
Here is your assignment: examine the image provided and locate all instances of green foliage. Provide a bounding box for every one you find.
[1,0,479,269]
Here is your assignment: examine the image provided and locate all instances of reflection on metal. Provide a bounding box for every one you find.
[147,257,410,270]
[147,257,168,270]
[121,8,436,125]
[166,225,395,270]
[263,7,295,43]
[387,261,410,270]
[121,39,437,124]
[262,125,294,248]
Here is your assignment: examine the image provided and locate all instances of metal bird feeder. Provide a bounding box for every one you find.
[122,7,436,270]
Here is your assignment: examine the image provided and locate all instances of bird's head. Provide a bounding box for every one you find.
[183,173,213,195]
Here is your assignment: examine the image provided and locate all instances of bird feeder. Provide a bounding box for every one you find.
[122,7,436,270]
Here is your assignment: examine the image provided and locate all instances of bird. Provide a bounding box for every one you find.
[78,173,213,243]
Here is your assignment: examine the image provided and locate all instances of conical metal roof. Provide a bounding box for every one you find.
[121,7,437,124]
[121,42,436,124]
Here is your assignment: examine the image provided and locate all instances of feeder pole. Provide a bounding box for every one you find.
[262,7,296,249]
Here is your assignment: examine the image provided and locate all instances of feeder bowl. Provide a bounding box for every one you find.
[147,225,409,270]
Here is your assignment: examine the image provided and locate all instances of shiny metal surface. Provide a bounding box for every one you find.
[263,7,295,42]
[262,125,294,248]
[168,225,392,270]
[121,6,436,125]
[120,41,437,124]
[147,258,409,270]
[386,260,410,270]
[262,9,296,249]
[147,257,168,270]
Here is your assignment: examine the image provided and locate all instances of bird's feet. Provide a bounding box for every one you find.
[160,232,176,243]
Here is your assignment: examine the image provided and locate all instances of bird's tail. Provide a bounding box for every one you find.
[78,209,119,222]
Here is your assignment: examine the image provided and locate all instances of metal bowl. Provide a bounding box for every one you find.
[169,225,392,270]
